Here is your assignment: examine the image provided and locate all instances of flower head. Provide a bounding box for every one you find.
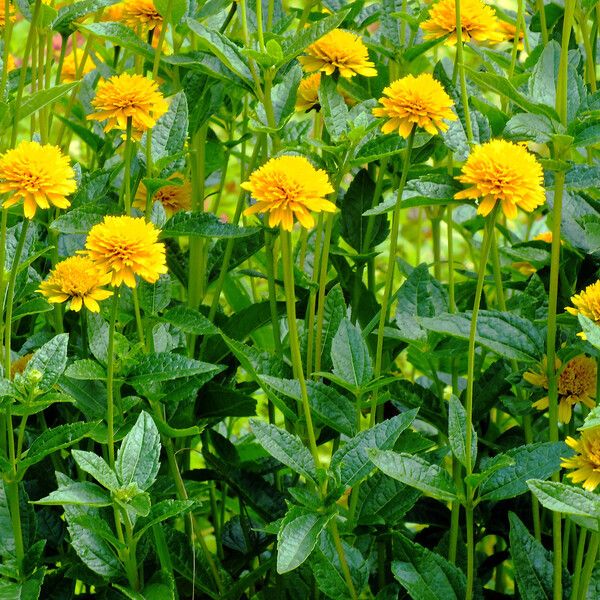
[567,280,600,339]
[454,140,545,219]
[296,73,322,112]
[298,29,377,78]
[103,2,124,21]
[495,20,524,50]
[0,141,77,219]
[421,0,503,44]
[84,215,167,288]
[562,427,600,491]
[122,0,162,29]
[39,256,113,312]
[372,73,456,138]
[87,73,168,137]
[525,355,597,423]
[61,52,95,82]
[0,5,16,29]
[242,155,335,231]
[133,175,192,217]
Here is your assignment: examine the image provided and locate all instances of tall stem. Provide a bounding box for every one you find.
[578,532,599,600]
[265,231,282,355]
[370,128,415,427]
[464,207,498,600]
[280,229,320,465]
[454,0,473,143]
[123,118,134,214]
[106,288,120,467]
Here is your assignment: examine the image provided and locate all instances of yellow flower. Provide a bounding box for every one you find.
[372,73,456,138]
[0,4,16,29]
[454,140,545,220]
[296,73,322,112]
[122,0,162,29]
[103,2,124,21]
[495,20,524,50]
[0,141,77,219]
[39,256,113,312]
[84,215,168,288]
[421,0,503,44]
[524,355,597,423]
[242,155,335,231]
[567,280,600,339]
[61,52,95,82]
[87,73,168,137]
[133,175,192,217]
[562,427,600,491]
[534,231,553,243]
[298,29,377,78]
[5,54,15,72]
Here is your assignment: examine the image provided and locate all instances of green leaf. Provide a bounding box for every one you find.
[509,512,558,600]
[50,203,113,234]
[138,275,171,315]
[161,305,219,335]
[478,442,567,501]
[276,506,333,574]
[251,419,317,483]
[0,568,45,599]
[318,75,348,141]
[565,165,600,190]
[255,65,301,129]
[24,334,69,392]
[161,211,258,238]
[186,19,253,86]
[311,530,368,599]
[396,262,448,318]
[466,67,560,121]
[12,297,53,321]
[419,310,544,362]
[527,479,600,519]
[135,499,196,540]
[340,169,388,252]
[154,0,187,23]
[330,410,417,488]
[448,395,476,468]
[64,359,106,381]
[353,133,412,165]
[369,450,457,502]
[126,352,221,385]
[52,0,119,33]
[18,421,99,475]
[33,481,111,507]
[12,82,79,123]
[331,318,373,390]
[147,91,188,164]
[78,22,154,60]
[116,411,161,491]
[503,113,556,143]
[279,10,349,65]
[71,449,119,491]
[392,535,466,600]
[259,376,356,436]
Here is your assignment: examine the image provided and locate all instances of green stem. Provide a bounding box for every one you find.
[151,0,173,80]
[0,0,14,99]
[464,207,498,600]
[131,287,146,350]
[431,215,442,280]
[578,532,599,600]
[454,0,473,143]
[280,229,320,466]
[123,118,134,214]
[106,287,120,467]
[578,11,597,93]
[265,231,282,355]
[306,215,324,374]
[370,128,415,427]
[571,527,587,600]
[508,0,524,79]
[537,0,549,44]
[4,219,30,379]
[121,509,140,590]
[329,519,357,600]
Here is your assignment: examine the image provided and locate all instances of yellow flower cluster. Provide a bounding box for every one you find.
[562,427,600,491]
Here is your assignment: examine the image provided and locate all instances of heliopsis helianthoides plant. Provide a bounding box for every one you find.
[567,281,600,338]
[87,72,168,136]
[38,256,113,312]
[0,140,77,218]
[84,215,167,287]
[421,0,503,44]
[241,155,335,231]
[298,29,377,78]
[372,72,457,137]
[455,139,546,219]
[525,355,597,423]
[6,0,600,598]
[562,426,600,491]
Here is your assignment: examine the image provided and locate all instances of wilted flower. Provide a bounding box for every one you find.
[562,426,600,491]
[242,155,335,231]
[39,256,113,312]
[87,73,168,137]
[454,139,545,219]
[372,73,456,138]
[133,175,192,216]
[0,141,77,219]
[85,215,168,288]
[122,0,162,29]
[299,29,377,78]
[524,355,597,423]
[421,0,503,44]
[567,281,600,338]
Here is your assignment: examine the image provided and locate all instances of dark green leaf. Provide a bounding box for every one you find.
[161,212,259,238]
[24,334,69,392]
[448,395,476,468]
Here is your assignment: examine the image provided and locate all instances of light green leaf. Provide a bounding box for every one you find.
[527,479,600,520]
[24,334,69,392]
[331,318,373,390]
[71,449,119,491]
[318,75,348,141]
[161,305,219,335]
[12,82,79,123]
[448,395,476,468]
[33,481,111,507]
[161,212,259,238]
